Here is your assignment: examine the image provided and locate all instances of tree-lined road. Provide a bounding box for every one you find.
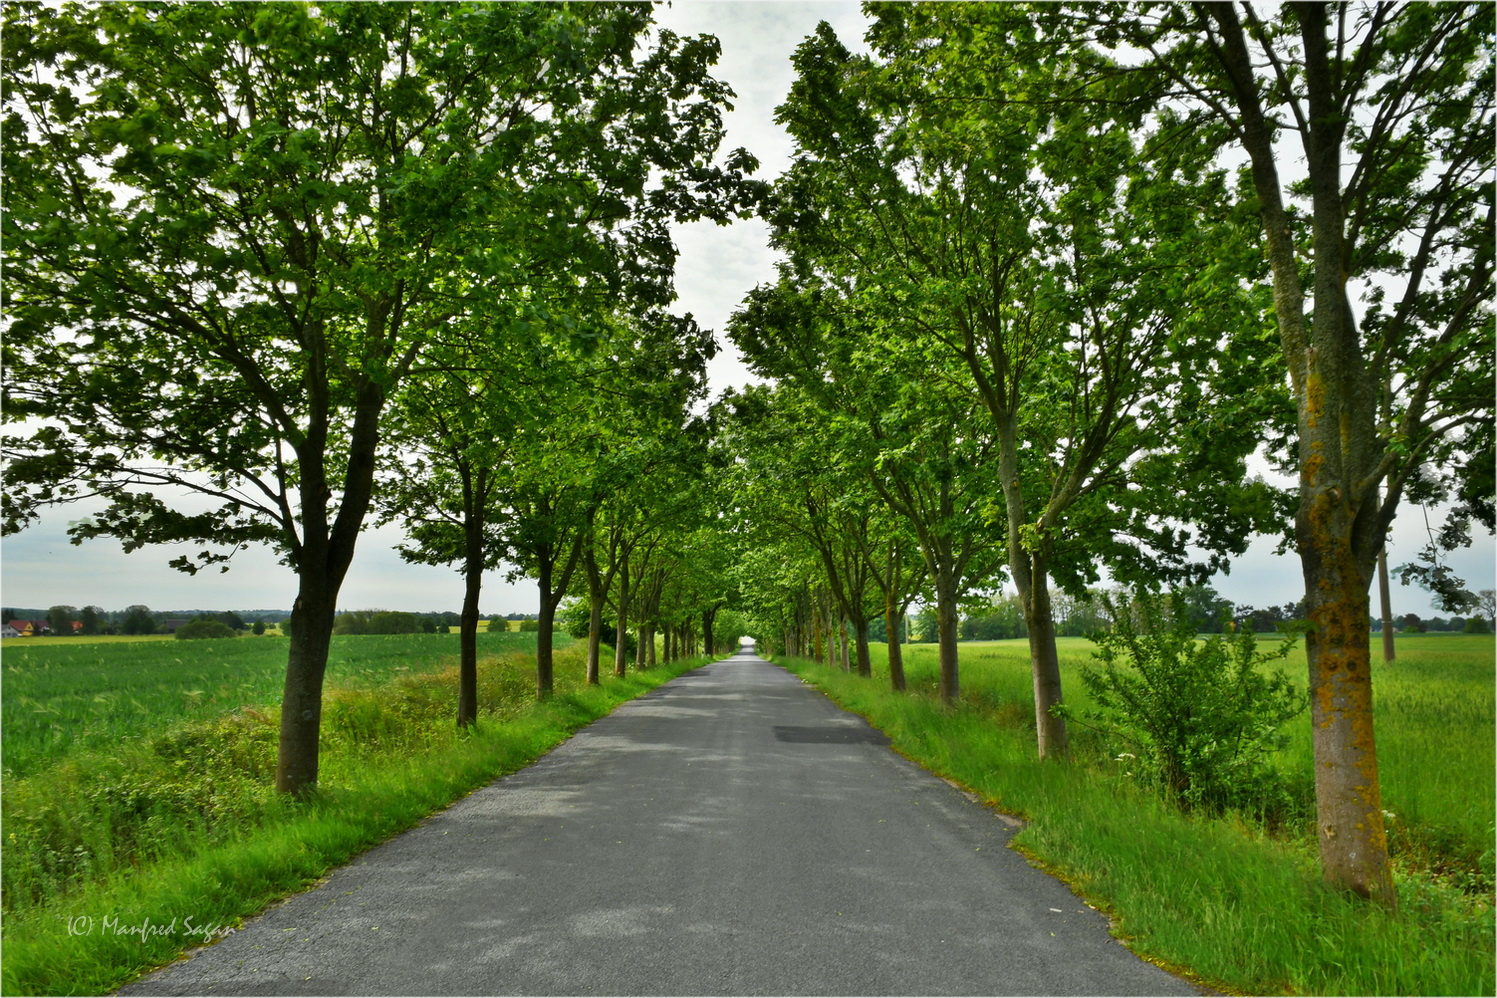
[123,649,1203,996]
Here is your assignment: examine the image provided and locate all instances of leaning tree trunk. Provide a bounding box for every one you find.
[1016,555,1068,759]
[997,411,1068,757]
[1024,575,1067,757]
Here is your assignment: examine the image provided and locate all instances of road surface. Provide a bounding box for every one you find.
[121,647,1203,996]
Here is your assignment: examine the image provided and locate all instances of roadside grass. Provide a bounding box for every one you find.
[779,636,1494,996]
[1,634,703,997]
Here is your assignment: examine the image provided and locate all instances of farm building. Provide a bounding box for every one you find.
[5,619,49,637]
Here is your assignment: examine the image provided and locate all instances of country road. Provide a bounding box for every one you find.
[121,647,1205,996]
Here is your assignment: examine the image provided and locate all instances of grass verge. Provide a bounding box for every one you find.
[778,647,1494,997]
[2,642,708,996]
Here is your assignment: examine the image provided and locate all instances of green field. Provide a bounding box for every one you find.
[0,629,706,996]
[1,630,553,778]
[781,633,1495,995]
[897,634,1495,887]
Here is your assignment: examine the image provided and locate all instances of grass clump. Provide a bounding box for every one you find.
[781,635,1494,996]
[2,634,705,996]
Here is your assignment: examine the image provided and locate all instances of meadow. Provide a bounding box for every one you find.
[1,630,703,996]
[1,630,546,778]
[781,633,1495,996]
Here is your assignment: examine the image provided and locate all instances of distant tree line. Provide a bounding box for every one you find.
[890,585,1497,643]
[3,605,258,636]
[3,605,554,638]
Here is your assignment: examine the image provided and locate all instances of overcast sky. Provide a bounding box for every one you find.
[2,1,1490,618]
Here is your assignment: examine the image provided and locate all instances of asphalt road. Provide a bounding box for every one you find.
[121,647,1204,996]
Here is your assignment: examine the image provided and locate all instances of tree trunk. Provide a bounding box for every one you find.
[276,583,337,796]
[586,590,604,686]
[1302,534,1394,901]
[703,606,717,658]
[1377,549,1395,663]
[1020,563,1067,757]
[997,404,1068,756]
[458,518,483,726]
[885,600,906,692]
[852,616,871,677]
[536,553,555,700]
[276,385,383,797]
[537,605,558,699]
[614,559,631,678]
[936,585,960,703]
[643,623,656,668]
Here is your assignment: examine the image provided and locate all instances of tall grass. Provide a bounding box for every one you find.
[1,632,697,996]
[780,635,1494,996]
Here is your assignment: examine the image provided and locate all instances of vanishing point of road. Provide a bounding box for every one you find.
[122,646,1206,996]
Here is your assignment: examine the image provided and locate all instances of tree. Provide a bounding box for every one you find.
[79,605,104,636]
[379,350,516,724]
[119,604,156,636]
[1097,1,1494,902]
[46,604,77,637]
[3,3,754,793]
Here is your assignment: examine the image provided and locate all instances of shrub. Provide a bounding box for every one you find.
[1060,591,1305,819]
[174,620,237,641]
[1463,617,1491,634]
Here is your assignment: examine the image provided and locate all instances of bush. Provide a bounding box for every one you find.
[1463,617,1491,634]
[1061,591,1305,819]
[174,620,237,641]
[518,618,540,632]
